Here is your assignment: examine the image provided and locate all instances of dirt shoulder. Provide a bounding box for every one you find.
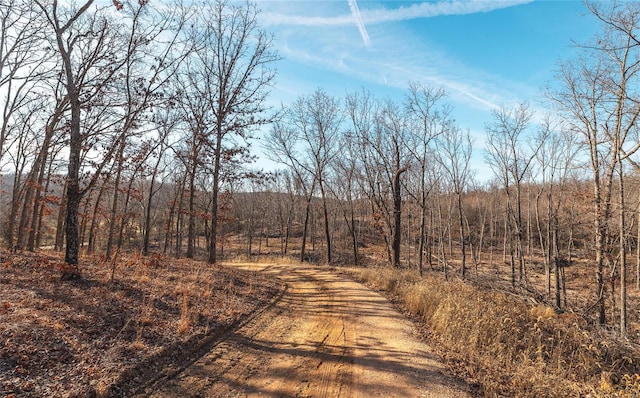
[148,262,472,397]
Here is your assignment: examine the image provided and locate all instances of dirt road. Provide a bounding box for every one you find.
[147,263,472,397]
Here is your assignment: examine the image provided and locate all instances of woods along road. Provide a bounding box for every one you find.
[146,263,471,397]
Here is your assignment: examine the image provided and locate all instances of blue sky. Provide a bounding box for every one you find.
[253,0,601,174]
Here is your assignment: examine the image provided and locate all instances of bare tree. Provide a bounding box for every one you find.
[271,170,297,255]
[353,95,410,268]
[485,103,539,286]
[0,1,53,249]
[34,0,129,277]
[0,1,50,165]
[436,124,473,279]
[178,0,278,264]
[142,108,179,256]
[2,100,42,249]
[404,82,448,274]
[347,90,409,267]
[533,116,578,308]
[330,132,362,265]
[272,89,342,263]
[265,117,317,262]
[548,1,640,332]
[103,1,192,260]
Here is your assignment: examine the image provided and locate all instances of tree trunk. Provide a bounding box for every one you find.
[320,181,332,264]
[619,157,627,336]
[505,194,515,287]
[186,164,196,259]
[16,173,37,251]
[175,177,186,258]
[350,204,359,265]
[285,204,292,255]
[105,140,126,259]
[142,152,163,256]
[457,190,466,279]
[164,185,179,255]
[54,181,67,252]
[553,214,561,309]
[392,168,403,268]
[594,180,607,325]
[28,148,54,251]
[87,174,110,254]
[300,198,311,262]
[78,191,93,252]
[299,181,315,263]
[637,210,640,291]
[115,171,138,256]
[515,181,526,284]
[62,88,83,277]
[418,191,427,275]
[428,205,434,270]
[17,118,58,251]
[26,110,64,251]
[247,196,255,258]
[207,129,223,264]
[35,157,55,250]
[6,165,26,250]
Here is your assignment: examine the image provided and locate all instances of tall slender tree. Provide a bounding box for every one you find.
[34,0,129,277]
[436,124,473,279]
[179,0,278,264]
[549,1,640,331]
[404,83,448,274]
[485,103,538,286]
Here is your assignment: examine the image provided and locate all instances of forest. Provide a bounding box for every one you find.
[2,0,640,371]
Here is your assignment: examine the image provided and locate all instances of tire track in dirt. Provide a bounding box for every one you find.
[146,263,472,397]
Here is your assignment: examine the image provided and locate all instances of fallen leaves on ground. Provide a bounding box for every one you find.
[0,251,282,398]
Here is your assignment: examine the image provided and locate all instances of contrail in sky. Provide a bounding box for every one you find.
[263,1,533,27]
[348,0,371,47]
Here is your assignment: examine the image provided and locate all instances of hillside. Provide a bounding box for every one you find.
[0,252,282,397]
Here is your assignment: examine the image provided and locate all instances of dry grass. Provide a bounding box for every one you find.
[177,290,191,335]
[347,266,640,397]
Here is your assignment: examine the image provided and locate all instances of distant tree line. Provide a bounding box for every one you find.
[1,0,640,336]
